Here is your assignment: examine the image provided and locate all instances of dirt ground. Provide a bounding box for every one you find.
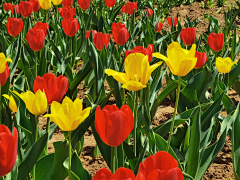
[38,1,240,179]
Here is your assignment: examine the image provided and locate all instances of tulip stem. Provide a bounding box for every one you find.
[166,76,181,152]
[70,37,73,67]
[111,146,117,174]
[44,108,51,154]
[34,51,38,79]
[68,131,72,180]
[133,91,138,156]
[33,115,39,180]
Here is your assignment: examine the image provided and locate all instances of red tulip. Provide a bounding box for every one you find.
[180,27,196,45]
[19,1,33,17]
[62,18,79,37]
[78,0,91,10]
[10,5,20,15]
[207,33,224,52]
[26,27,45,51]
[0,125,18,177]
[111,22,129,45]
[144,9,153,18]
[136,151,183,180]
[34,22,49,36]
[85,30,91,39]
[122,2,137,15]
[6,17,23,37]
[62,0,73,6]
[93,32,111,51]
[104,0,116,8]
[95,105,134,147]
[168,17,178,27]
[29,0,41,12]
[93,168,135,180]
[0,64,10,86]
[59,6,76,19]
[125,44,154,62]
[33,73,69,105]
[3,3,12,12]
[194,51,207,69]
[154,22,163,32]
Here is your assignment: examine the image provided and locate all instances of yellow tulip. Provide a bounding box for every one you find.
[52,0,62,5]
[105,53,162,91]
[39,0,52,10]
[44,97,91,131]
[0,53,12,74]
[216,57,238,73]
[2,94,18,113]
[13,90,47,115]
[153,42,197,76]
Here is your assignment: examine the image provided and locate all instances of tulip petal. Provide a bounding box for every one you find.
[74,98,83,112]
[76,107,91,124]
[177,58,197,76]
[125,53,146,81]
[140,55,151,85]
[152,53,169,61]
[121,81,147,91]
[51,101,62,114]
[44,114,69,131]
[105,69,129,84]
[92,168,112,180]
[164,167,184,180]
[186,44,196,58]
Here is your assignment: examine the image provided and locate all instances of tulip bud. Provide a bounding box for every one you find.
[62,18,79,37]
[6,17,23,37]
[19,1,33,17]
[26,27,46,51]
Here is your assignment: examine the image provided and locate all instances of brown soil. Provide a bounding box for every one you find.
[38,1,240,179]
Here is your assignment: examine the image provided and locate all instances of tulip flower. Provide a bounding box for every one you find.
[78,0,91,10]
[52,0,62,6]
[0,64,10,86]
[58,6,76,19]
[216,57,237,73]
[6,17,24,37]
[122,2,137,15]
[39,0,51,10]
[62,18,79,37]
[19,1,33,17]
[3,94,18,113]
[180,27,196,46]
[154,22,163,32]
[111,22,129,45]
[29,0,41,12]
[34,22,49,36]
[153,42,197,76]
[95,105,134,147]
[125,44,154,62]
[26,27,45,51]
[10,5,19,15]
[85,30,91,39]
[104,0,116,8]
[195,51,207,69]
[33,73,69,105]
[144,9,153,18]
[168,17,178,27]
[3,3,12,12]
[14,90,47,115]
[207,33,224,52]
[136,151,183,180]
[105,53,162,91]
[0,125,18,177]
[93,168,135,180]
[0,53,12,74]
[62,0,73,6]
[93,32,111,51]
[44,96,91,131]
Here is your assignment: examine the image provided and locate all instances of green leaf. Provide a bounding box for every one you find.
[187,107,201,178]
[35,154,54,180]
[232,104,240,178]
[17,132,48,180]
